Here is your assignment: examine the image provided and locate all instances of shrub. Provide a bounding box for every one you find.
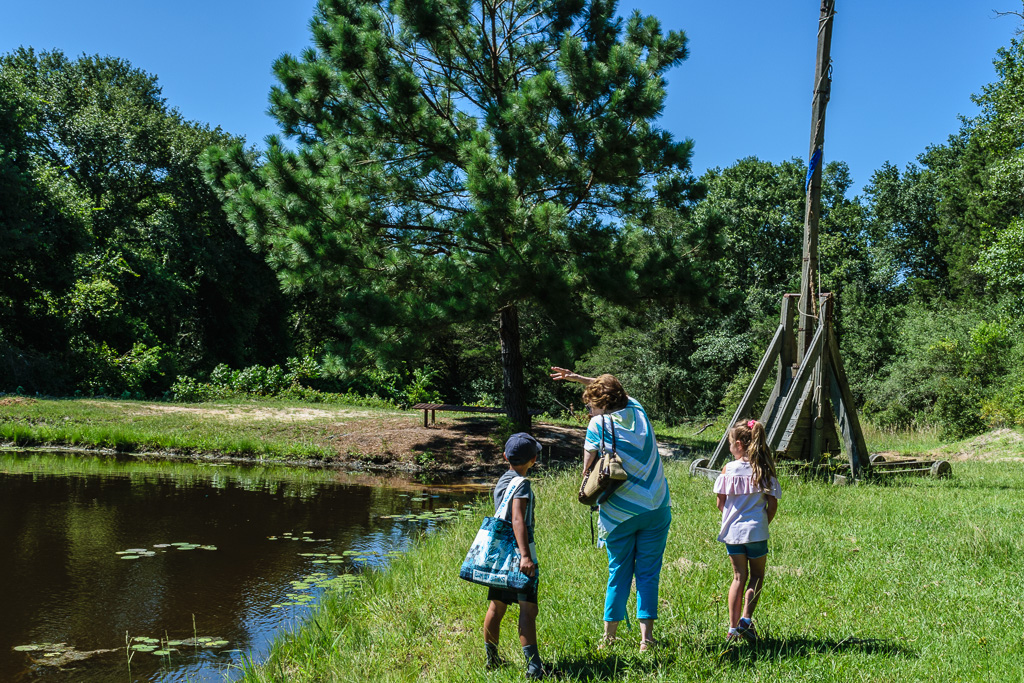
[73,341,176,396]
[933,378,986,439]
[170,376,229,403]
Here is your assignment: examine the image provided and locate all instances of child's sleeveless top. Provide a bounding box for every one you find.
[713,460,781,544]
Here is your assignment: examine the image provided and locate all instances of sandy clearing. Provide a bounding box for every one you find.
[81,400,382,422]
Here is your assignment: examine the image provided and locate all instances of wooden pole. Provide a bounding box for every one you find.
[797,0,836,363]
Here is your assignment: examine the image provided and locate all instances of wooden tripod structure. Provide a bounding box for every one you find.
[705,1,870,478]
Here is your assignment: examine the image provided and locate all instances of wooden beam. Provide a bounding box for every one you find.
[767,322,824,451]
[776,380,813,453]
[797,0,836,362]
[826,321,870,476]
[760,295,797,426]
[708,323,786,468]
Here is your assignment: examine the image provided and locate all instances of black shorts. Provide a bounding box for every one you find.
[487,584,538,605]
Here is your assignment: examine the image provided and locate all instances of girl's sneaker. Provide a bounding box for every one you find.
[737,617,758,642]
[726,628,742,643]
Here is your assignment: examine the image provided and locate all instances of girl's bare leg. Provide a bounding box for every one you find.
[727,554,749,629]
[743,555,767,619]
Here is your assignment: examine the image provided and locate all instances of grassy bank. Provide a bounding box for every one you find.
[238,455,1024,682]
[0,397,404,460]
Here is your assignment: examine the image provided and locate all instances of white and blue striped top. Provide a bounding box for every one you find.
[584,397,670,535]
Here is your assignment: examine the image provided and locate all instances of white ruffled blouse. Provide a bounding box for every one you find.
[713,460,782,544]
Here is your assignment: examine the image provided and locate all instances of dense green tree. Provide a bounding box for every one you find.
[205,0,720,428]
[0,69,85,363]
[0,48,289,393]
[575,157,869,420]
[969,32,1024,309]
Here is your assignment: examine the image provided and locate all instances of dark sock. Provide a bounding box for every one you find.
[523,644,542,675]
[485,642,500,667]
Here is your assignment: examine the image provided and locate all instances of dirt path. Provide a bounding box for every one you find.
[2,398,700,475]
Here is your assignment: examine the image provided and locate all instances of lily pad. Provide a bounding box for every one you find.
[152,649,174,656]
[120,555,140,560]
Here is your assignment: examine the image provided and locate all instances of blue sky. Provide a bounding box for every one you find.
[1,1,1017,195]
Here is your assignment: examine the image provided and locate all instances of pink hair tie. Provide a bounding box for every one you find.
[747,419,757,429]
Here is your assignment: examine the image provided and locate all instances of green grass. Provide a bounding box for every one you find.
[0,397,403,460]
[238,458,1024,682]
[0,449,350,488]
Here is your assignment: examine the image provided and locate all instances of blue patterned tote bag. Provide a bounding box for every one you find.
[458,476,537,590]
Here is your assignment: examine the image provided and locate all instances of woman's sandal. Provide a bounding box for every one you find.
[639,639,660,652]
[597,636,621,650]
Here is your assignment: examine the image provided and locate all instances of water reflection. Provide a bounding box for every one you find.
[0,451,485,682]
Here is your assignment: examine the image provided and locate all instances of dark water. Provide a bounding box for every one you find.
[0,450,485,682]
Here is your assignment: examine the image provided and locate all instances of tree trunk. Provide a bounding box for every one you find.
[498,304,530,432]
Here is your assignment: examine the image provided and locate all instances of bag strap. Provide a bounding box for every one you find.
[599,415,617,455]
[495,476,526,521]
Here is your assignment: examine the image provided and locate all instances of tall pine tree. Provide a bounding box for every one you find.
[205,0,720,428]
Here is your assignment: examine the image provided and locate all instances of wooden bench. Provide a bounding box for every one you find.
[412,403,543,428]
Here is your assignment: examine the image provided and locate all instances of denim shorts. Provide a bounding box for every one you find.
[725,540,768,559]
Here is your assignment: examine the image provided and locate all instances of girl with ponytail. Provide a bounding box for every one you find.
[713,419,781,642]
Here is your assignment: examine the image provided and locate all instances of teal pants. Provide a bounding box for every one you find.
[603,506,671,622]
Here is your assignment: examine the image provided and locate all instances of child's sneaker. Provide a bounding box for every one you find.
[526,661,555,679]
[485,643,506,670]
[737,617,758,642]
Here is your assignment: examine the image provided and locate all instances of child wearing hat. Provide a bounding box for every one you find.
[482,432,551,679]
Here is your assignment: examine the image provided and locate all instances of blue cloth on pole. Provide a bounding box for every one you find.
[805,147,822,192]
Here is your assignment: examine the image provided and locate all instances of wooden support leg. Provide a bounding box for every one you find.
[431,409,435,425]
[423,410,428,428]
[767,323,824,452]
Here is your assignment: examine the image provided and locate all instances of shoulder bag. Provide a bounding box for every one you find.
[578,415,628,506]
[459,476,537,591]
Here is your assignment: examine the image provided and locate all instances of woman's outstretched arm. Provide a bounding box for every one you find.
[550,367,596,385]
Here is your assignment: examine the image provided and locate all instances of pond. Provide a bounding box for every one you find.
[0,450,486,682]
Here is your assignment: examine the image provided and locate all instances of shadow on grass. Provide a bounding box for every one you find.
[549,650,680,681]
[715,634,915,665]
[409,417,585,468]
[546,634,915,680]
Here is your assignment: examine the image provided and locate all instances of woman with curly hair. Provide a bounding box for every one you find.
[550,368,671,652]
